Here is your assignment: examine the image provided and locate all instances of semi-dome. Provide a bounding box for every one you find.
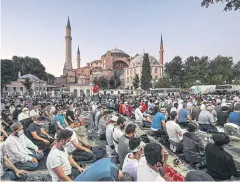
[130,54,159,67]
[20,74,40,81]
[106,48,130,57]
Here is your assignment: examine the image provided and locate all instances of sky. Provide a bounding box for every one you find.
[1,0,240,77]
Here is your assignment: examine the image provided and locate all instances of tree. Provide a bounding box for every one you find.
[22,78,33,95]
[93,77,98,85]
[201,0,240,11]
[133,74,140,89]
[141,53,152,90]
[155,76,172,88]
[108,70,121,89]
[165,56,185,88]
[1,59,15,90]
[98,76,108,89]
[233,61,240,83]
[208,55,233,84]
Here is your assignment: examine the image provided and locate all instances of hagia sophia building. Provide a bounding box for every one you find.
[54,17,164,90]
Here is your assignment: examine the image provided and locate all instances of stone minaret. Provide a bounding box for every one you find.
[77,46,80,69]
[159,33,164,77]
[63,16,73,76]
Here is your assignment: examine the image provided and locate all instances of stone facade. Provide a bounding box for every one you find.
[54,17,165,90]
[69,84,93,97]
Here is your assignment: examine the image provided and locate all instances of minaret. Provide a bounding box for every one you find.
[159,33,164,77]
[77,46,81,69]
[63,16,73,75]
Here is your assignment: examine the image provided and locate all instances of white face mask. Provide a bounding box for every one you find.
[17,130,24,136]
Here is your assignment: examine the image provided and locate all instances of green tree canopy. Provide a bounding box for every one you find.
[133,74,140,89]
[1,56,55,89]
[141,53,152,90]
[1,59,15,90]
[165,56,185,88]
[201,0,240,11]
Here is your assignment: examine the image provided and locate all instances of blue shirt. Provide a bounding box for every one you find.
[55,114,66,129]
[75,158,118,181]
[229,112,240,125]
[178,108,189,123]
[151,112,166,130]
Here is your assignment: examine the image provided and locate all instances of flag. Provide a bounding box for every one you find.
[195,86,200,94]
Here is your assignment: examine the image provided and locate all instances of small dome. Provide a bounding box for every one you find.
[130,54,159,67]
[20,74,40,81]
[106,48,130,57]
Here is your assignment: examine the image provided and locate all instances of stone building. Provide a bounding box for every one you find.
[53,17,165,90]
[3,73,47,96]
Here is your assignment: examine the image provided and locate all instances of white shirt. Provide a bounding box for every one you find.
[4,134,38,163]
[47,145,72,182]
[170,107,177,114]
[200,104,205,111]
[135,108,143,123]
[166,120,182,143]
[30,109,39,117]
[122,153,139,180]
[18,112,29,121]
[137,157,165,181]
[65,127,78,153]
[92,104,97,113]
[106,124,114,146]
[112,127,123,154]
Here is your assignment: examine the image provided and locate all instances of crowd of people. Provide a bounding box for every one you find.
[0,93,239,181]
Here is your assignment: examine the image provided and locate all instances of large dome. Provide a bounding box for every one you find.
[20,74,40,81]
[130,54,159,67]
[107,48,130,57]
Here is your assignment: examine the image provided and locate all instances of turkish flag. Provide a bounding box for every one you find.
[92,84,100,93]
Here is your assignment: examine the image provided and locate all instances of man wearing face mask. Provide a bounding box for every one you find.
[27,116,54,151]
[122,137,145,180]
[47,130,84,182]
[4,122,44,170]
[137,143,168,181]
[112,117,126,155]
[118,123,137,168]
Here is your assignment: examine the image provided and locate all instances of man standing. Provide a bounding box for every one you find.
[46,130,84,182]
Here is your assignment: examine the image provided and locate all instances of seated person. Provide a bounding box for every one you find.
[122,137,145,180]
[228,103,240,125]
[185,170,214,181]
[55,107,69,133]
[1,140,28,181]
[166,111,183,153]
[178,104,192,127]
[65,120,95,163]
[198,105,217,132]
[206,132,240,180]
[183,123,205,166]
[118,123,137,168]
[137,143,168,181]
[224,122,240,138]
[4,122,44,170]
[151,108,166,136]
[217,106,229,126]
[47,130,84,182]
[12,105,22,121]
[27,116,54,151]
[75,158,133,181]
[18,108,30,121]
[142,108,154,128]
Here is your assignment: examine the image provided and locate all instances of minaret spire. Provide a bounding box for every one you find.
[63,16,73,75]
[66,16,71,29]
[77,46,81,69]
[159,33,164,77]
